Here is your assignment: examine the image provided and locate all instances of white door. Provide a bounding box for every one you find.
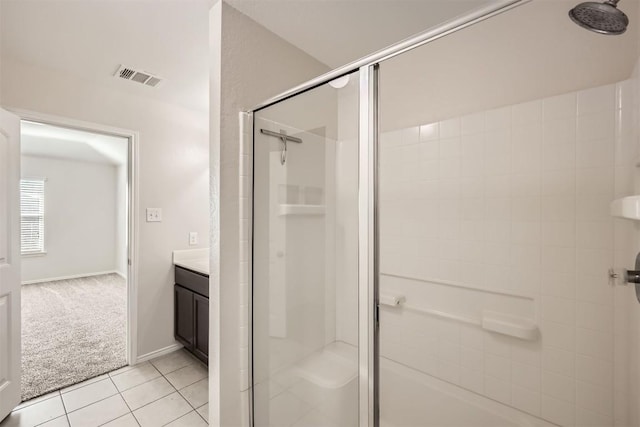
[0,108,21,421]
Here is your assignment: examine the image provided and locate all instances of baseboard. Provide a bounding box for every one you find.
[21,270,120,285]
[135,343,183,364]
[115,271,127,280]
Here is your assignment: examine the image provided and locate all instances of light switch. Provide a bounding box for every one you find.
[146,208,162,222]
[189,232,198,245]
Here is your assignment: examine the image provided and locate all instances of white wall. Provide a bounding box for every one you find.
[380,0,638,131]
[1,58,210,358]
[210,2,329,425]
[21,155,119,282]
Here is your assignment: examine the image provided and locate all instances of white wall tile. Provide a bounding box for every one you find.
[485,354,511,381]
[576,138,615,168]
[544,92,577,120]
[575,380,613,417]
[511,384,541,416]
[541,142,576,171]
[575,355,613,388]
[459,367,484,394]
[542,321,574,351]
[402,127,420,145]
[543,118,576,146]
[461,112,485,135]
[542,296,575,325]
[542,371,575,402]
[576,167,614,196]
[577,84,616,115]
[419,122,439,142]
[576,328,613,361]
[576,301,613,333]
[440,118,461,138]
[511,362,541,391]
[542,394,575,426]
[513,100,542,125]
[485,107,511,131]
[484,375,511,405]
[543,346,575,377]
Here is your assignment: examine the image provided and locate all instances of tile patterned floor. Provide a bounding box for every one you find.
[0,349,209,427]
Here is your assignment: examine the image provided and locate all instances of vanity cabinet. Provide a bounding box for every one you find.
[174,266,209,364]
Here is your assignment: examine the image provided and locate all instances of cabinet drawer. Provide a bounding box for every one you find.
[175,266,209,297]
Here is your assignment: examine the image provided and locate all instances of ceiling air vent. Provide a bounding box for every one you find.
[114,65,163,88]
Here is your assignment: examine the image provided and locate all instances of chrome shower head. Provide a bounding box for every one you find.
[569,0,629,35]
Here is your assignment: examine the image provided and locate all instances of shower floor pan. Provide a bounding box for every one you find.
[380,357,557,427]
[268,342,556,426]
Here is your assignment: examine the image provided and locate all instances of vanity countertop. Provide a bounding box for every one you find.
[173,248,210,276]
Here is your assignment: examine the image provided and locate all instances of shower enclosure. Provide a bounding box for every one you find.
[248,0,640,425]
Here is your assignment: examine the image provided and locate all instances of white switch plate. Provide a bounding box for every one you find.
[189,232,198,245]
[146,208,162,222]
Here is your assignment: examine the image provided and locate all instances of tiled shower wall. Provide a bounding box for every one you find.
[379,81,635,426]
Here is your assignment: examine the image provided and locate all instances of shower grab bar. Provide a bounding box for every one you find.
[260,129,303,144]
[380,296,539,341]
[402,304,479,327]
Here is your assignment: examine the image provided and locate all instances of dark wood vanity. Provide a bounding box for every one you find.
[174,265,209,365]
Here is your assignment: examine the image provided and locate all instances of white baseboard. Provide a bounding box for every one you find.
[115,271,127,280]
[21,270,120,285]
[135,343,184,364]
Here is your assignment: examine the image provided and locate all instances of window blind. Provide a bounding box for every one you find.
[20,178,45,254]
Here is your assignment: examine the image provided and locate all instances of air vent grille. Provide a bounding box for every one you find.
[114,65,163,88]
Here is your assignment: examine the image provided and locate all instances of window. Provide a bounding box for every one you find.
[20,178,46,255]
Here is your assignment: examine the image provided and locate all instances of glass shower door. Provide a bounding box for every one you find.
[376,2,632,426]
[252,71,361,427]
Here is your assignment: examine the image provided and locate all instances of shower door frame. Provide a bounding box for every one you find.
[246,1,530,426]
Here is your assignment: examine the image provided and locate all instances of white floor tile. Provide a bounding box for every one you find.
[66,395,129,427]
[197,403,209,422]
[108,365,136,377]
[150,350,196,375]
[110,362,161,392]
[165,363,208,390]
[121,376,175,410]
[61,378,119,412]
[14,390,60,411]
[179,378,208,408]
[102,413,140,427]
[39,415,70,427]
[61,374,109,395]
[0,395,65,427]
[132,392,192,427]
[165,411,208,426]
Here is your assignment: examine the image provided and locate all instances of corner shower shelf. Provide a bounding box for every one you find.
[278,204,325,216]
[610,196,640,221]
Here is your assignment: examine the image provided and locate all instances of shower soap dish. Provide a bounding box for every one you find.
[610,196,640,221]
[481,310,538,341]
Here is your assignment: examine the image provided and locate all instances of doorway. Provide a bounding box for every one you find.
[18,115,137,402]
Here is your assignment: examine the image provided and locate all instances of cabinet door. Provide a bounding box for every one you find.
[193,293,209,364]
[174,285,194,347]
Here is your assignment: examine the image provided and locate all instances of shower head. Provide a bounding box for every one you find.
[569,0,629,35]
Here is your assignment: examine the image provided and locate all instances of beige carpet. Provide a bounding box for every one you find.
[21,273,127,401]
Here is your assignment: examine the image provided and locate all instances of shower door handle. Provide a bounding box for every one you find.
[610,252,640,303]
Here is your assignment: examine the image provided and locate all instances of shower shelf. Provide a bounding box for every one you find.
[610,196,640,221]
[278,204,325,216]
